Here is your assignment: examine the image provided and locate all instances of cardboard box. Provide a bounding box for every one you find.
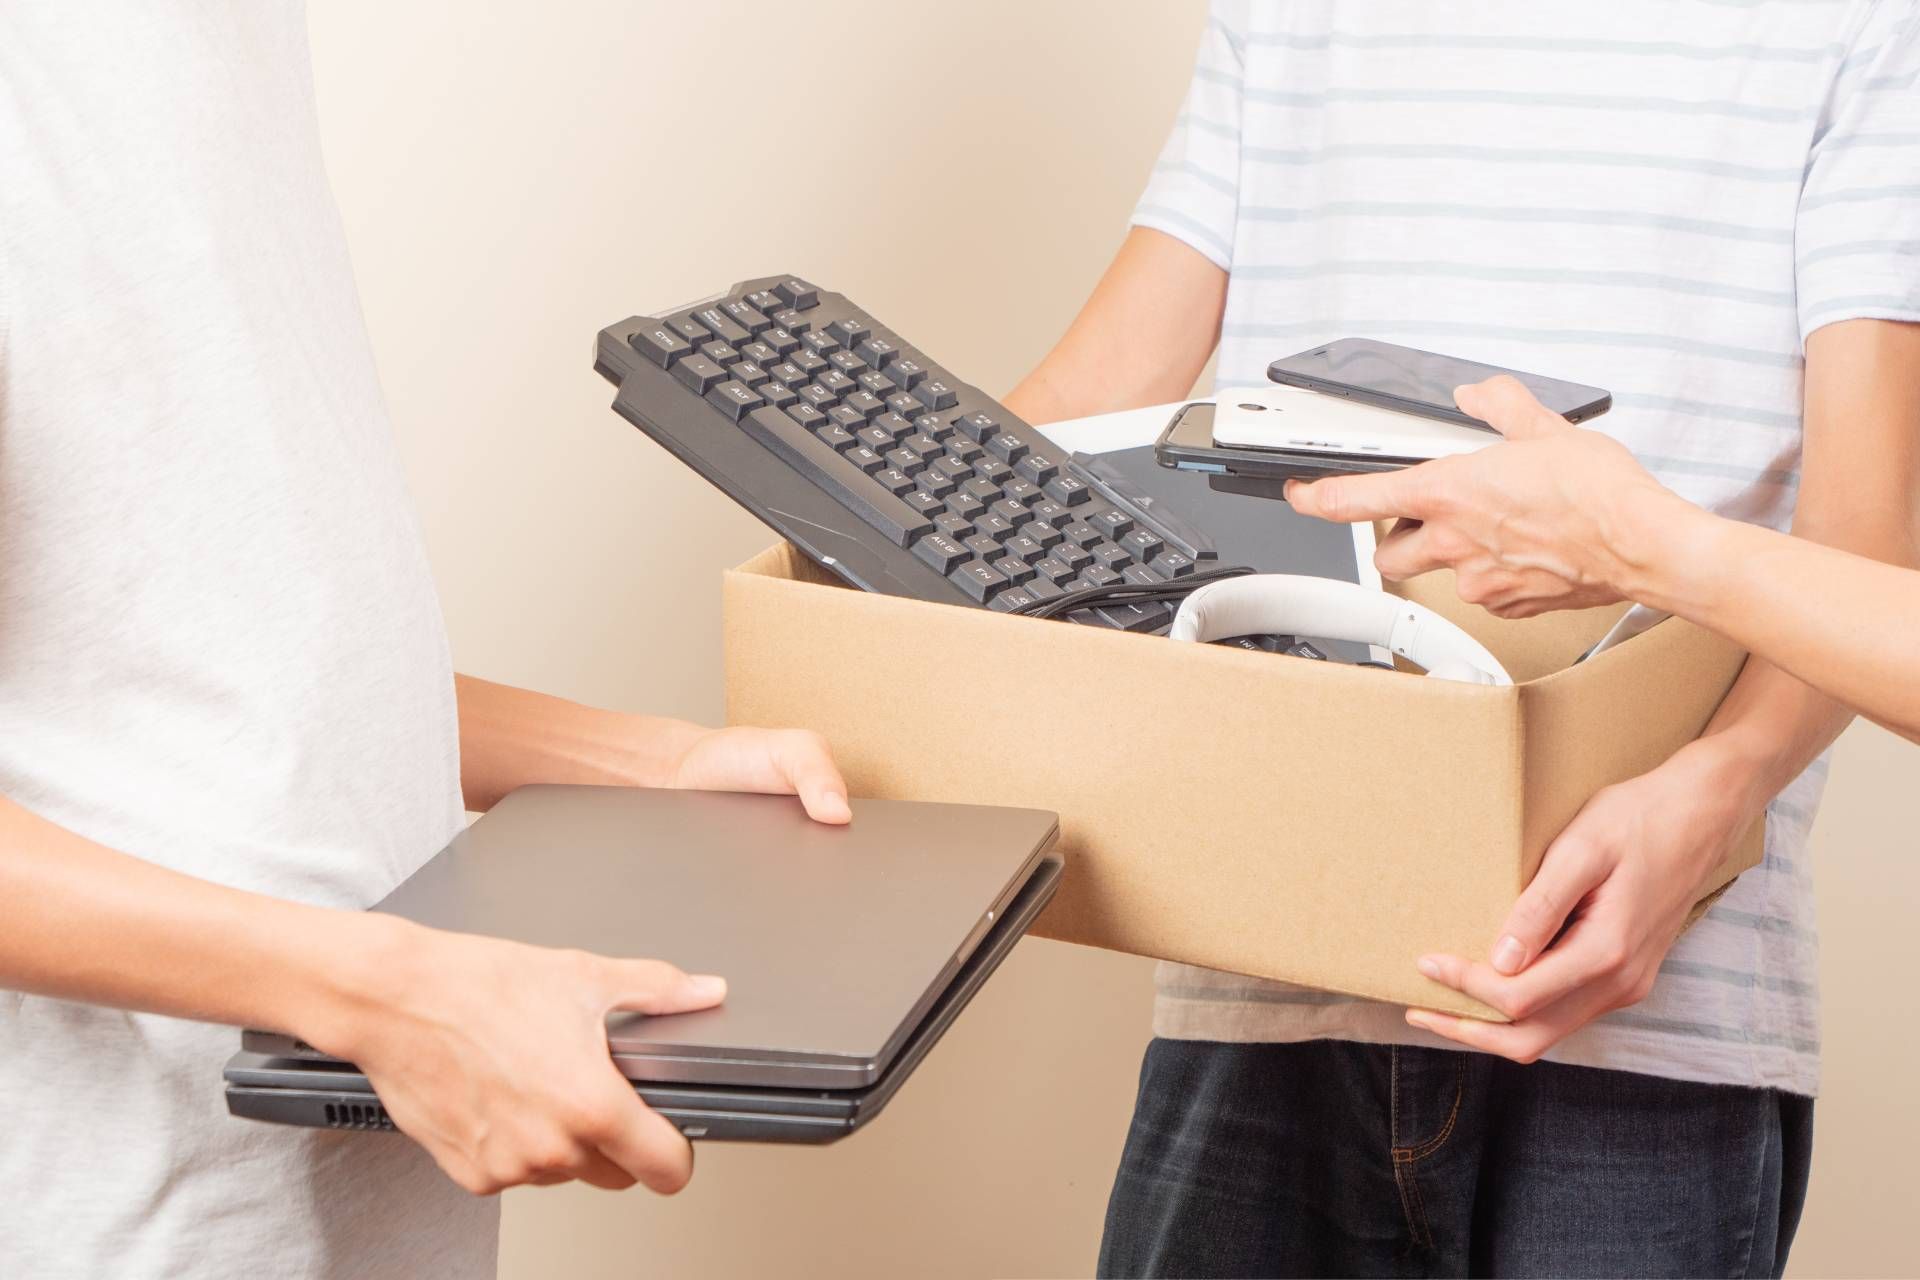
[723,542,1760,1018]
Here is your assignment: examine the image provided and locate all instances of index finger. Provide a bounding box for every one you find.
[1284,466,1432,525]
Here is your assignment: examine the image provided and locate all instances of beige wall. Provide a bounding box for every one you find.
[308,3,1919,1275]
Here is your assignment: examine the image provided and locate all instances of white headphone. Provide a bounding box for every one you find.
[1168,575,1513,686]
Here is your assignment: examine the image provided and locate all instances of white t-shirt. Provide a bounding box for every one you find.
[0,3,496,1274]
[1135,0,1920,1097]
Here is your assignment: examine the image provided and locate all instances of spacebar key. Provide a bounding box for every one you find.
[740,407,933,547]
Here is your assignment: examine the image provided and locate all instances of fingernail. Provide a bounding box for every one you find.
[1405,1010,1433,1031]
[686,974,727,1000]
[1416,956,1441,979]
[1493,935,1526,974]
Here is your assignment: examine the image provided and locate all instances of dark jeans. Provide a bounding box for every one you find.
[1099,1039,1813,1279]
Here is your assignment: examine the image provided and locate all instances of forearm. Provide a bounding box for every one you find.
[1003,226,1227,424]
[0,794,387,1038]
[1626,503,1920,743]
[456,674,707,812]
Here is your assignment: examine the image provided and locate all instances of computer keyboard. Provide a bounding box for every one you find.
[595,275,1229,634]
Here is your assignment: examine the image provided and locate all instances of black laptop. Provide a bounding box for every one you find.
[226,784,1062,1143]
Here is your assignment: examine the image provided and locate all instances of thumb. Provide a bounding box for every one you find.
[602,959,728,1015]
[1454,375,1568,442]
[1493,832,1610,975]
[1285,467,1429,524]
[774,730,852,825]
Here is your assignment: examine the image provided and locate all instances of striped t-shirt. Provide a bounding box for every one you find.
[1135,0,1920,1097]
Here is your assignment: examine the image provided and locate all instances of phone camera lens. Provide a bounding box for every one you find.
[1236,402,1267,412]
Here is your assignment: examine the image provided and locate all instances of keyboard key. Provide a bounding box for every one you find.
[890,358,927,390]
[771,308,810,334]
[855,336,899,368]
[1022,577,1065,604]
[746,289,783,312]
[934,513,973,540]
[886,393,923,420]
[976,513,1017,541]
[827,405,865,432]
[705,380,765,421]
[790,349,827,374]
[1028,522,1064,551]
[729,360,772,387]
[818,369,856,396]
[1056,542,1094,572]
[963,532,1001,561]
[797,383,836,411]
[672,354,727,395]
[669,314,713,345]
[946,438,985,467]
[973,457,1014,485]
[914,378,959,411]
[1028,499,1072,528]
[869,412,915,442]
[986,432,1029,464]
[965,476,1010,507]
[774,277,819,309]
[1090,508,1132,539]
[1121,528,1165,562]
[1122,563,1164,587]
[846,445,886,474]
[741,341,779,367]
[801,329,840,356]
[830,318,871,348]
[1003,534,1047,564]
[739,407,932,547]
[1092,543,1133,572]
[700,340,740,365]
[1062,521,1104,549]
[629,322,691,367]
[722,299,772,334]
[914,533,971,575]
[874,467,915,496]
[817,424,858,451]
[955,412,998,442]
[770,361,808,386]
[1003,478,1044,505]
[843,390,886,419]
[858,425,895,452]
[1016,454,1059,486]
[1045,475,1093,506]
[947,491,986,520]
[992,556,1037,586]
[990,587,1039,613]
[857,369,897,398]
[886,447,926,476]
[930,455,972,484]
[1034,556,1075,585]
[950,561,1009,602]
[762,327,800,357]
[903,488,945,520]
[1097,601,1169,633]
[903,433,944,461]
[988,499,1031,526]
[1078,566,1123,589]
[787,401,827,429]
[828,349,866,376]
[916,468,958,500]
[694,305,750,344]
[758,379,799,410]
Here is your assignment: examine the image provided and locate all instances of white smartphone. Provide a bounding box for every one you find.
[1208,384,1498,463]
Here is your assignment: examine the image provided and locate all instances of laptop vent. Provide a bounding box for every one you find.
[323,1101,396,1132]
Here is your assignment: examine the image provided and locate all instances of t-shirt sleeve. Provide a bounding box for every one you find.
[1795,5,1920,340]
[1130,0,1247,271]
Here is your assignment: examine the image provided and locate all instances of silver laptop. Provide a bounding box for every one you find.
[227,783,1061,1143]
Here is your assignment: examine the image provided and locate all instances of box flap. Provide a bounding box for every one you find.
[1392,567,1628,685]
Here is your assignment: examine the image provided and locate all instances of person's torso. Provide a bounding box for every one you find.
[1151,1,1852,1095]
[0,3,493,1273]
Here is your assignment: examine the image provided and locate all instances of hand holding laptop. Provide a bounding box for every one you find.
[301,918,726,1195]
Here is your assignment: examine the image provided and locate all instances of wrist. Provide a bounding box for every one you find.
[285,909,429,1059]
[1600,482,1714,609]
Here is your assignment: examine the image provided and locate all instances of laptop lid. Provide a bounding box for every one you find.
[288,785,1057,1089]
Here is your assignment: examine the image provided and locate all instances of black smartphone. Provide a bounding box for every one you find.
[1267,338,1612,428]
